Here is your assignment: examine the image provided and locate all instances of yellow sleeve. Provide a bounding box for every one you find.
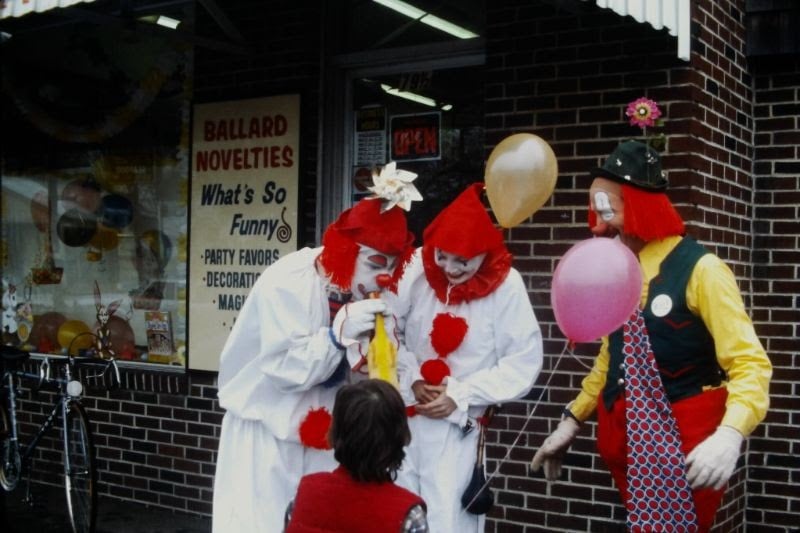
[687,255,772,436]
[569,337,610,422]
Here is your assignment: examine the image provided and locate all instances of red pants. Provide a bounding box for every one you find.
[596,388,728,533]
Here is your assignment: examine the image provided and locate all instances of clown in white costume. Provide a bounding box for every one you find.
[212,164,420,533]
[395,183,543,533]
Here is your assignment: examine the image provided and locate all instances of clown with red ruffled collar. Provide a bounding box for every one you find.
[394,183,543,533]
[213,163,420,533]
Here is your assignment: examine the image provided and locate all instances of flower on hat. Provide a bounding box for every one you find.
[626,97,662,129]
[625,97,666,152]
[367,161,423,213]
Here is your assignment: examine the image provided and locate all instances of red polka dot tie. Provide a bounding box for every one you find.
[624,310,698,532]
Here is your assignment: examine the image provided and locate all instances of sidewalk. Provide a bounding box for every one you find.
[2,482,211,533]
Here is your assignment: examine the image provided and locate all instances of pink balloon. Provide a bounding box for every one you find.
[552,238,642,343]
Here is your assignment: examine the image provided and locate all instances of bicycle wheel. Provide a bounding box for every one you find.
[0,401,21,491]
[63,401,97,533]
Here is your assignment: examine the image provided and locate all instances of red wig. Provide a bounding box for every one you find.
[588,184,684,242]
[318,198,415,292]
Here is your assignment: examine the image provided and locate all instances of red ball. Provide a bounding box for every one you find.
[298,407,332,450]
[421,358,451,386]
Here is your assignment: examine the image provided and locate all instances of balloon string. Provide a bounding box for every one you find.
[461,339,572,513]
[567,341,595,371]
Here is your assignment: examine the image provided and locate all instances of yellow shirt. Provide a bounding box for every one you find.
[569,236,771,436]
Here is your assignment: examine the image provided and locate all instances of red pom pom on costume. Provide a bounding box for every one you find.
[430,313,468,358]
[299,407,332,450]
[421,359,451,386]
[406,405,417,418]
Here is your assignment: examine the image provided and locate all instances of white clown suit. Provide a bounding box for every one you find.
[213,182,418,533]
[395,184,543,533]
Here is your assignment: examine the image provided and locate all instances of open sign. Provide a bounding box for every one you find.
[390,112,441,162]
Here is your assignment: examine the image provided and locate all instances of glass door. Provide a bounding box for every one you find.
[345,59,485,244]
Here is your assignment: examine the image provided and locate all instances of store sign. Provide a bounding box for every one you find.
[390,112,441,162]
[0,0,95,19]
[189,94,300,371]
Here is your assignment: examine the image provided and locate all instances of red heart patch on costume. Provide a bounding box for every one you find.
[430,312,468,358]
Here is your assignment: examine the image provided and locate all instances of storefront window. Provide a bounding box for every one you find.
[1,17,192,366]
[351,64,485,242]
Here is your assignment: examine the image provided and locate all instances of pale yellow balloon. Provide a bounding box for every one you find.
[485,133,558,228]
[57,320,93,354]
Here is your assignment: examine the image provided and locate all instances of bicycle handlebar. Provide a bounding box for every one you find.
[4,344,121,393]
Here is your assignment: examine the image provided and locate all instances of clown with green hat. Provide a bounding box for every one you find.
[532,139,772,533]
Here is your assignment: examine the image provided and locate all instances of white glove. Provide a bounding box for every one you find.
[530,417,581,481]
[331,299,387,348]
[685,425,743,490]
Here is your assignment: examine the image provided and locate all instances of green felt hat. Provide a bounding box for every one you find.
[591,140,668,191]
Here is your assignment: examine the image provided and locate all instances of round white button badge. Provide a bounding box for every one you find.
[650,294,673,317]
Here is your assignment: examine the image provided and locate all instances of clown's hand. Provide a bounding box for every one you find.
[685,425,743,490]
[530,417,580,481]
[331,299,387,347]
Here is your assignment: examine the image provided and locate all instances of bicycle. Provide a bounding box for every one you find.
[1,334,120,533]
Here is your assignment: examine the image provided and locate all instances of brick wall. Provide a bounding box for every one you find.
[749,54,800,532]
[13,363,223,515]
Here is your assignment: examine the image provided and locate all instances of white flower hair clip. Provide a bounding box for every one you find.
[367,161,422,212]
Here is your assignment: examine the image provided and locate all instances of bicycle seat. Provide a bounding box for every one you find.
[1,345,30,363]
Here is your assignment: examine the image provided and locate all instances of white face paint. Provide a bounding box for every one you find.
[589,178,626,240]
[593,191,615,222]
[434,248,486,285]
[350,245,398,300]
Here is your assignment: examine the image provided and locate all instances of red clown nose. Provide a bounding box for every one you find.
[376,273,392,289]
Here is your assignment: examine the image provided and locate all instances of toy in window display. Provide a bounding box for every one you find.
[2,278,19,344]
[131,229,172,310]
[56,207,98,248]
[60,176,102,213]
[28,311,66,353]
[15,302,33,346]
[57,319,93,355]
[14,286,34,349]
[29,187,63,285]
[93,280,121,359]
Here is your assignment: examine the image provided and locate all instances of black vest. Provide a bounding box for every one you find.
[602,238,723,410]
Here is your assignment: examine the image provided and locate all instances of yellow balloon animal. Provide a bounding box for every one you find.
[366,292,398,388]
[485,133,558,228]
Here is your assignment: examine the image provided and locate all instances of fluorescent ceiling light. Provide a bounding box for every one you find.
[139,14,181,29]
[155,15,181,29]
[380,83,452,111]
[381,84,437,107]
[373,0,478,39]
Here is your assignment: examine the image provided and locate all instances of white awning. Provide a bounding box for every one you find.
[587,0,691,61]
[0,0,96,20]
